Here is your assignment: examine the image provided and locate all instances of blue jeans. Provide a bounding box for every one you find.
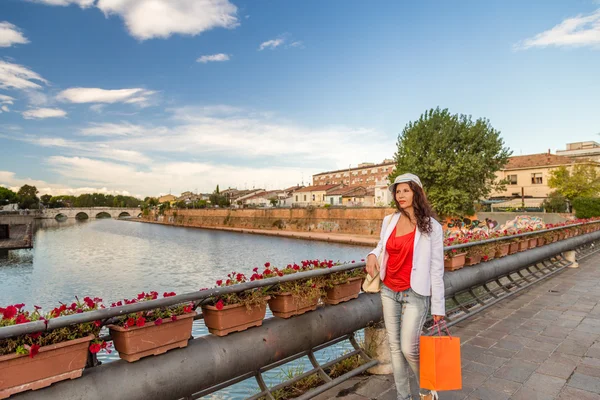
[381,285,431,400]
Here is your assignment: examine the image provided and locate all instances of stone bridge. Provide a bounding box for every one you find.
[39,207,141,220]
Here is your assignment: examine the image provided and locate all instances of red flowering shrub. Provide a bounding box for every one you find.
[204,271,269,310]
[110,291,195,329]
[0,296,107,358]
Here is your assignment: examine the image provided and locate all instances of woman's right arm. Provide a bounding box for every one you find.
[366,215,389,277]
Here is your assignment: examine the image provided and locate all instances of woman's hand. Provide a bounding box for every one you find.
[366,254,379,278]
[432,315,445,323]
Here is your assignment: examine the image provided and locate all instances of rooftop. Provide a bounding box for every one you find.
[505,153,576,170]
[295,184,341,193]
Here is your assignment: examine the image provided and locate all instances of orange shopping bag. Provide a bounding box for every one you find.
[420,320,462,392]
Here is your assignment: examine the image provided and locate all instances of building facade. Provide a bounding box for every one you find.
[556,141,600,163]
[311,159,395,187]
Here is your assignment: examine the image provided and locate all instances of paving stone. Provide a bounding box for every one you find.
[493,358,538,383]
[493,336,525,352]
[461,359,500,376]
[568,372,600,394]
[582,357,600,367]
[558,386,600,400]
[466,336,497,349]
[514,348,553,364]
[556,340,589,357]
[576,364,600,379]
[523,372,567,396]
[576,324,600,334]
[354,375,394,398]
[587,347,600,359]
[471,377,522,400]
[565,331,599,346]
[535,310,564,321]
[557,318,581,328]
[536,360,577,380]
[541,326,573,339]
[516,336,559,352]
[512,328,543,339]
[511,386,556,400]
[483,346,517,359]
[479,330,507,340]
[461,369,488,391]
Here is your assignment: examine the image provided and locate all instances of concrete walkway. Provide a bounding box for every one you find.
[316,249,600,400]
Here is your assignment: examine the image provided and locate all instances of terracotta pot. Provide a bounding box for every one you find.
[268,293,319,318]
[494,243,510,258]
[528,238,537,249]
[508,242,519,254]
[444,252,466,271]
[108,312,196,362]
[325,277,362,305]
[465,254,482,266]
[0,335,93,399]
[202,302,267,337]
[537,238,546,246]
[518,240,529,252]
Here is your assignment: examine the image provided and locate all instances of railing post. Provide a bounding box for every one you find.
[364,321,392,374]
[564,250,579,268]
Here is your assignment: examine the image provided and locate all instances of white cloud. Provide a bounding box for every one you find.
[22,107,67,119]
[29,0,95,7]
[0,22,30,47]
[259,38,284,51]
[96,0,239,40]
[57,87,156,106]
[516,9,600,50]
[1,105,9,112]
[289,41,304,48]
[196,53,230,63]
[79,122,166,136]
[0,60,48,91]
[0,94,14,112]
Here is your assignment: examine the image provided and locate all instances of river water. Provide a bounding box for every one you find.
[0,218,373,399]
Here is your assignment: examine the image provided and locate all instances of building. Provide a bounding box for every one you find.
[325,186,369,206]
[158,194,177,204]
[243,190,280,207]
[312,159,395,187]
[556,141,600,163]
[489,151,600,209]
[292,184,342,207]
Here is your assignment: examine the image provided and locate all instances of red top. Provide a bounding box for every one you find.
[383,225,415,292]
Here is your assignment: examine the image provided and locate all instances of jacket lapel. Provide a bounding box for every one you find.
[384,213,400,244]
[413,226,422,254]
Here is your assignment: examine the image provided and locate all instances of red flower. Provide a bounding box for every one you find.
[136,317,146,327]
[154,318,163,326]
[89,343,102,354]
[127,317,135,327]
[184,304,193,313]
[14,303,25,310]
[215,299,224,310]
[34,305,41,310]
[216,280,223,286]
[94,320,102,327]
[29,332,42,339]
[253,267,259,273]
[137,292,146,300]
[15,314,30,324]
[171,315,178,322]
[2,305,17,319]
[163,292,176,298]
[264,262,270,267]
[236,273,244,282]
[28,344,40,358]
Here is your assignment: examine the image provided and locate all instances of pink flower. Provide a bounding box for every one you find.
[154,318,163,326]
[171,315,178,322]
[27,344,40,358]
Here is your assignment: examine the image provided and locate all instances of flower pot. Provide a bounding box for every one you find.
[325,277,362,305]
[537,238,546,247]
[518,240,529,252]
[0,335,93,399]
[108,312,196,362]
[202,302,267,337]
[268,293,319,318]
[444,252,466,271]
[494,243,510,258]
[508,242,519,255]
[465,254,482,266]
[528,238,537,249]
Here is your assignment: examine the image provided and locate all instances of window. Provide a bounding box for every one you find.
[531,173,543,184]
[312,194,315,201]
[507,174,517,185]
[304,195,307,201]
[322,194,325,201]
[339,197,342,204]
[295,195,298,201]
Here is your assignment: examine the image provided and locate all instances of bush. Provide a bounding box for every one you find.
[572,197,600,218]
[543,192,568,213]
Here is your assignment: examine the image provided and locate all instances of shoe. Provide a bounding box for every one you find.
[419,393,438,400]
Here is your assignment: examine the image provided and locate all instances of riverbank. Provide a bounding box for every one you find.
[130,219,379,247]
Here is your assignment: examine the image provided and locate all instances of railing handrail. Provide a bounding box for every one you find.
[1,219,598,339]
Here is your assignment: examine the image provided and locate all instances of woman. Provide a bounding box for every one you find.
[366,173,445,400]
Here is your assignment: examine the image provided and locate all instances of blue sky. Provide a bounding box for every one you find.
[0,0,599,198]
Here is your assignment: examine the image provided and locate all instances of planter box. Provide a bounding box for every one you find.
[537,238,546,246]
[325,277,362,305]
[0,335,93,399]
[108,312,196,362]
[528,238,538,249]
[465,254,482,266]
[508,242,519,255]
[202,302,267,337]
[494,243,510,258]
[518,240,529,252]
[268,293,319,318]
[444,252,466,271]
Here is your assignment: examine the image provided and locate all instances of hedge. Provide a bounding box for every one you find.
[572,197,600,219]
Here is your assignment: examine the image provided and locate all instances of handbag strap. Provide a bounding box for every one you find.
[432,319,452,337]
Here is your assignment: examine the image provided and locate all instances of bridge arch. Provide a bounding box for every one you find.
[118,212,131,219]
[95,212,112,219]
[54,213,67,220]
[75,212,89,220]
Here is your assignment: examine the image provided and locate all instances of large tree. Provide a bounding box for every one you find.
[0,186,18,205]
[392,107,511,217]
[17,184,39,209]
[548,163,600,201]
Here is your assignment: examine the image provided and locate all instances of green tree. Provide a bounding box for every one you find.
[392,108,511,217]
[269,197,279,207]
[0,186,18,205]
[17,185,39,209]
[542,191,568,213]
[40,194,52,206]
[548,164,600,202]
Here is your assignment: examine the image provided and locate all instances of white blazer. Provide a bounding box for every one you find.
[368,212,445,316]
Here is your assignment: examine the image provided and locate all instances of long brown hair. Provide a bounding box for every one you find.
[393,181,437,234]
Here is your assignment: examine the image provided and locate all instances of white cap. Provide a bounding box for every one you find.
[388,173,423,193]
